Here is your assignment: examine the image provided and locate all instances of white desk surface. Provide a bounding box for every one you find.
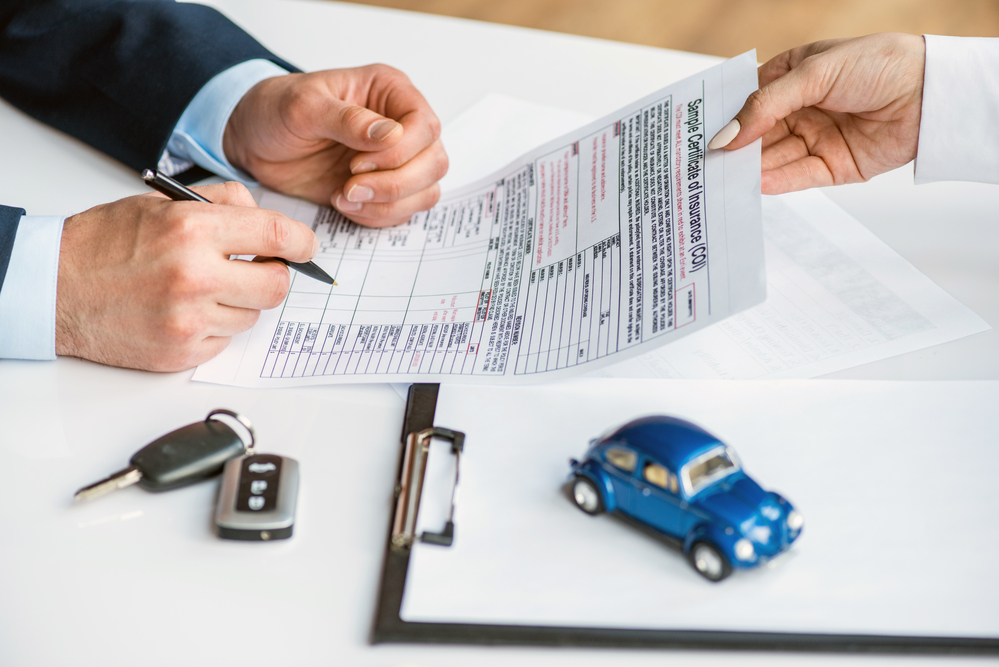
[0,1,996,665]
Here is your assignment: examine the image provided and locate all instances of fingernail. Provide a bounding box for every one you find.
[708,118,741,150]
[347,185,374,202]
[335,195,362,212]
[352,161,377,174]
[311,236,320,256]
[368,119,401,141]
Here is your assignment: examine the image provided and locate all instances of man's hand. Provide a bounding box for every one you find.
[707,33,926,195]
[223,64,448,228]
[55,182,318,372]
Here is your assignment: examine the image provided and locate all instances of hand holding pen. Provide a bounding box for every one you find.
[143,170,335,285]
[55,180,324,372]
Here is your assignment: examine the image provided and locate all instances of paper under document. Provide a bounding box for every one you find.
[194,51,765,386]
[596,189,991,379]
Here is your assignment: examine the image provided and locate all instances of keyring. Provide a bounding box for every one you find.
[206,408,256,453]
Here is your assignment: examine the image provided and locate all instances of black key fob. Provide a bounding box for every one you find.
[132,419,246,492]
[74,408,255,503]
[215,454,299,541]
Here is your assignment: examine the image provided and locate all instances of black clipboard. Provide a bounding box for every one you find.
[372,383,999,655]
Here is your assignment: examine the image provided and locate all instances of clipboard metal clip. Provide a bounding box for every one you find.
[391,426,464,550]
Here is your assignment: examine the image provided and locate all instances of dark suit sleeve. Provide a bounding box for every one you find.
[0,0,297,172]
[0,205,25,293]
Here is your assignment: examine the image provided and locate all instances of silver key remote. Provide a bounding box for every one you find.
[215,453,299,541]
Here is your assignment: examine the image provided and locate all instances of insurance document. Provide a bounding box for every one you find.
[442,95,990,382]
[194,52,765,387]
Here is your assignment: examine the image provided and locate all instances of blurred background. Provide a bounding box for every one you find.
[339,0,998,62]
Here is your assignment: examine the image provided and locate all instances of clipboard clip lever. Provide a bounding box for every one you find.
[391,426,464,550]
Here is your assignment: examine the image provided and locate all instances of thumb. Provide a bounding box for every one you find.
[708,58,827,151]
[315,98,404,152]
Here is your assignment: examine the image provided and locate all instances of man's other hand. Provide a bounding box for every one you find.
[55,182,319,372]
[223,64,448,228]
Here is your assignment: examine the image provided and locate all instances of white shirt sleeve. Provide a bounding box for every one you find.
[0,215,63,360]
[157,58,289,182]
[0,59,288,361]
[915,35,999,185]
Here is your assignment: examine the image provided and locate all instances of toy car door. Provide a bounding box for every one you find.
[601,445,640,513]
[631,459,685,536]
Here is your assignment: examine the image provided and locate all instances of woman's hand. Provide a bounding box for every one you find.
[708,33,925,194]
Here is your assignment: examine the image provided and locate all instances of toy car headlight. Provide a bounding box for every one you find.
[734,538,755,561]
[787,510,804,531]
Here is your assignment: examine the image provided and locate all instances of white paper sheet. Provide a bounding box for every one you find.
[193,52,765,387]
[401,380,999,637]
[596,190,991,379]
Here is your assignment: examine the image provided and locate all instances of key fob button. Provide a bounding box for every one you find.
[236,455,281,512]
[244,455,281,479]
[247,462,277,475]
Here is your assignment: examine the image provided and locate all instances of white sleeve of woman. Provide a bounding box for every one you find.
[915,35,999,185]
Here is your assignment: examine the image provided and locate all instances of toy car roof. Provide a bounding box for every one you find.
[597,416,725,471]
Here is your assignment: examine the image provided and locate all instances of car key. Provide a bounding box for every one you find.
[215,453,299,541]
[74,409,255,502]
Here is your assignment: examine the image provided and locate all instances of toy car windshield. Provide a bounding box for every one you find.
[682,445,740,495]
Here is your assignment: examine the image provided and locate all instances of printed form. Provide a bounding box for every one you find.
[194,52,764,387]
[437,94,990,382]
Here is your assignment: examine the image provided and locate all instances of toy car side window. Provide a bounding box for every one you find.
[643,462,667,488]
[605,447,637,472]
[643,462,679,493]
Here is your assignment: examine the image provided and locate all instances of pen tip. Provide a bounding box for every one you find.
[332,280,338,286]
[141,169,155,181]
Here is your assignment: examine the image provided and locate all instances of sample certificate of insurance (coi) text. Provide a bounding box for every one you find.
[194,52,766,387]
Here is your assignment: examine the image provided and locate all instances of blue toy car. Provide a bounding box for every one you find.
[568,416,802,582]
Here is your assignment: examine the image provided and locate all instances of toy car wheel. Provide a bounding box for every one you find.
[689,541,732,582]
[571,476,603,515]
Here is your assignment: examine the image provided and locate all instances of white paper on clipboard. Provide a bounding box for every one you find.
[400,379,999,637]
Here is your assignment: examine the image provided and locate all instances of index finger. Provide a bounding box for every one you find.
[758,38,847,87]
[710,39,853,152]
[710,55,832,152]
[188,181,259,208]
[210,205,319,262]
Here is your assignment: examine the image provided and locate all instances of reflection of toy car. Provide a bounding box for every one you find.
[568,416,802,582]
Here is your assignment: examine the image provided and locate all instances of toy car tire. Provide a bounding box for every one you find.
[571,476,604,515]
[689,541,732,582]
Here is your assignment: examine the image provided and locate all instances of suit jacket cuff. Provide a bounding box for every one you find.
[0,2,298,173]
[0,204,23,292]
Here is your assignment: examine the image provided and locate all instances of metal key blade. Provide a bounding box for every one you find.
[74,466,143,503]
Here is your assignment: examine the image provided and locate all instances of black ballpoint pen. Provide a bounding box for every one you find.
[141,169,336,286]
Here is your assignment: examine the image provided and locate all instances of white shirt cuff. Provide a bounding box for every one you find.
[157,59,290,182]
[915,35,999,185]
[0,215,64,360]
